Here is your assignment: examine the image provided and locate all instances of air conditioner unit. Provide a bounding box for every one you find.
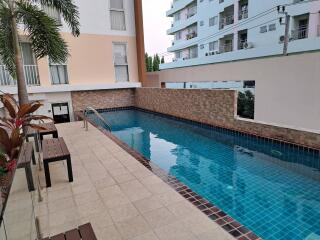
[279,35,285,43]
[214,50,220,54]
[244,42,254,49]
[205,53,209,56]
[211,51,215,55]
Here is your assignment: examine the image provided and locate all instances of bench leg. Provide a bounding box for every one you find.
[34,135,39,152]
[66,156,73,183]
[31,148,36,165]
[44,161,51,188]
[25,165,35,192]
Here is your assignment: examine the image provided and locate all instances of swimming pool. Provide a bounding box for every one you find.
[89,109,320,240]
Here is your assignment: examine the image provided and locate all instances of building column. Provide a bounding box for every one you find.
[134,0,147,86]
[233,0,239,51]
[308,8,320,38]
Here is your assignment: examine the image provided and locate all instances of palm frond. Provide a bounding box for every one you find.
[0,2,15,76]
[33,0,80,36]
[16,1,69,63]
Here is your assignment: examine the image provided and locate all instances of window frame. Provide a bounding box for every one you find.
[109,0,126,31]
[48,58,69,85]
[112,42,129,82]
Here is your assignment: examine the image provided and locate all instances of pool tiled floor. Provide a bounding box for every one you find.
[5,121,235,240]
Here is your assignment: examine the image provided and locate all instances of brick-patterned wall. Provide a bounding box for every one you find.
[71,89,135,112]
[135,88,320,149]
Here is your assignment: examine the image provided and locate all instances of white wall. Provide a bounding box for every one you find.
[157,52,320,132]
[60,0,136,36]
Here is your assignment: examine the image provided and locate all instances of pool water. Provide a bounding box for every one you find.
[89,109,320,240]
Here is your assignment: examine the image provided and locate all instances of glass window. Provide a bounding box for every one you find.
[113,43,129,82]
[269,23,276,31]
[209,16,218,26]
[49,59,68,85]
[209,41,218,51]
[260,26,267,33]
[110,0,123,9]
[110,10,126,30]
[21,43,35,65]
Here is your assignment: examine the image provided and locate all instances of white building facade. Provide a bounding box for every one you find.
[161,0,320,69]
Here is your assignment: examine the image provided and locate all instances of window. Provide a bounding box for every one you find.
[260,26,267,33]
[200,21,204,26]
[200,44,204,49]
[269,23,276,31]
[110,0,126,30]
[49,59,68,85]
[209,16,218,27]
[175,31,181,40]
[113,43,129,82]
[209,41,218,51]
[20,43,39,85]
[174,12,180,21]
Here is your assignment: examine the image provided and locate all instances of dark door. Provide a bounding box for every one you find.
[52,102,70,124]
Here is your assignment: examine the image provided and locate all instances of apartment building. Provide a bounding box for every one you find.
[161,0,320,69]
[0,0,145,122]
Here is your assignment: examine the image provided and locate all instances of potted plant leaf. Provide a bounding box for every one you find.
[0,94,51,186]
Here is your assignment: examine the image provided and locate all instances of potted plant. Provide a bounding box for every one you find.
[0,94,50,186]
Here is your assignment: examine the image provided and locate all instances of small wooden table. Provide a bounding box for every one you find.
[26,122,58,151]
[42,138,73,188]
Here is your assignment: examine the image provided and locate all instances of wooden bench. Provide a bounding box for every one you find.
[42,223,97,240]
[42,138,73,188]
[17,142,36,192]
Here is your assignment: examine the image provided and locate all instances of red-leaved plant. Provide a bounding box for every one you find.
[0,94,51,179]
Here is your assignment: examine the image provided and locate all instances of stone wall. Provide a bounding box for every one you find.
[71,89,135,112]
[134,88,320,149]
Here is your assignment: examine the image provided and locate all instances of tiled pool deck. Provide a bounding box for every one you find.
[7,121,238,240]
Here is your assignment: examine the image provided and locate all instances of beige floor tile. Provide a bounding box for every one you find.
[93,175,117,189]
[167,200,200,218]
[95,224,123,240]
[155,191,185,206]
[48,197,77,213]
[76,199,106,218]
[47,187,73,202]
[74,189,101,206]
[133,196,164,214]
[113,173,136,184]
[196,229,235,240]
[142,207,177,228]
[109,203,139,222]
[80,210,114,229]
[49,208,80,228]
[115,216,151,240]
[154,221,197,240]
[128,231,160,240]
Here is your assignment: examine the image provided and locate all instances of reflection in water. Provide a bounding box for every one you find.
[90,110,320,240]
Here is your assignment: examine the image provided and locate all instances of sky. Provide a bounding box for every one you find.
[142,0,172,60]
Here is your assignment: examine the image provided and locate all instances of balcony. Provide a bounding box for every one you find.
[219,43,233,53]
[238,9,248,20]
[0,64,40,86]
[291,26,308,40]
[219,15,234,29]
[186,31,197,40]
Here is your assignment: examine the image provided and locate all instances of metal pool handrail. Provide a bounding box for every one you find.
[83,107,112,132]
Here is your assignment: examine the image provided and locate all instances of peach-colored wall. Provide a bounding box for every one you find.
[37,33,139,87]
[156,52,320,132]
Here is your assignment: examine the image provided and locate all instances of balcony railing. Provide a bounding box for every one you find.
[219,15,234,29]
[238,40,247,50]
[291,26,308,40]
[238,9,248,20]
[0,64,40,86]
[219,42,233,53]
[0,65,15,86]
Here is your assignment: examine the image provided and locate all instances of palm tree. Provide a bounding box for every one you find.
[0,0,80,106]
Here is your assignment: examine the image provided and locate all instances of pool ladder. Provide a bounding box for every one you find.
[83,106,112,131]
